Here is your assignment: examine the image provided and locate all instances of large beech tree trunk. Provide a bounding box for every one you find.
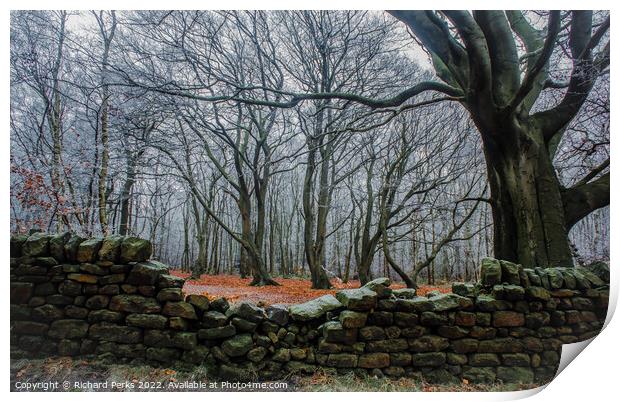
[385,11,610,269]
[482,125,573,267]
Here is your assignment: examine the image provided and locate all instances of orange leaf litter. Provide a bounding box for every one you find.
[172,271,450,306]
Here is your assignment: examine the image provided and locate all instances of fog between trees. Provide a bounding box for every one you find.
[10,11,609,288]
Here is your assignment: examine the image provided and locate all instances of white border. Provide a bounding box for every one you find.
[3,2,617,401]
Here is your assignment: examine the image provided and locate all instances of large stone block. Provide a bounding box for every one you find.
[499,260,521,285]
[87,309,124,323]
[13,321,49,335]
[49,232,71,262]
[339,310,367,329]
[98,235,124,262]
[158,274,185,289]
[99,274,125,285]
[162,302,197,320]
[322,321,357,344]
[198,324,236,340]
[493,285,525,301]
[265,304,289,326]
[120,237,152,263]
[437,325,469,339]
[395,297,434,313]
[231,317,257,332]
[428,293,473,311]
[33,282,56,296]
[585,262,609,283]
[335,287,377,311]
[480,258,502,286]
[157,288,184,302]
[411,352,446,367]
[183,345,210,364]
[64,236,85,262]
[493,311,525,327]
[451,338,479,353]
[97,342,146,358]
[144,329,197,350]
[227,302,264,323]
[452,282,478,298]
[475,295,511,311]
[186,294,210,311]
[48,319,89,339]
[77,238,103,263]
[10,235,28,258]
[66,273,98,284]
[544,268,565,289]
[496,366,534,384]
[31,304,64,323]
[478,338,523,353]
[362,278,392,298]
[455,312,476,326]
[462,366,496,383]
[23,232,51,257]
[126,313,168,329]
[502,353,531,367]
[221,333,253,357]
[389,352,412,366]
[146,347,181,363]
[469,353,500,366]
[85,295,110,310]
[272,348,291,362]
[420,312,449,326]
[393,312,418,327]
[11,282,33,304]
[358,353,390,368]
[109,294,161,314]
[359,326,386,341]
[289,295,342,321]
[525,286,551,301]
[392,288,417,299]
[127,261,169,286]
[368,311,394,326]
[366,338,408,353]
[202,311,228,328]
[326,353,357,368]
[408,335,449,352]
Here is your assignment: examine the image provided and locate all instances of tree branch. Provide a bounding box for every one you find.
[562,172,609,229]
[507,11,561,112]
[573,158,609,187]
[118,73,463,110]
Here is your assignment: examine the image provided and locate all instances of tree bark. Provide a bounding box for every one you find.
[480,123,574,267]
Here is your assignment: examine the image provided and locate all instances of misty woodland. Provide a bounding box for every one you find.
[10,10,609,290]
[9,10,611,391]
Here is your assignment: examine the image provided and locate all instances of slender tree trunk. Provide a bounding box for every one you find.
[302,140,332,289]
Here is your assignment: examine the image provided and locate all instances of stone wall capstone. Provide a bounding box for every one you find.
[10,233,610,384]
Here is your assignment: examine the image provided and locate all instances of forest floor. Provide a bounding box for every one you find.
[172,271,452,305]
[10,357,541,392]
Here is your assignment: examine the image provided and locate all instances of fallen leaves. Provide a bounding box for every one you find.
[173,271,451,306]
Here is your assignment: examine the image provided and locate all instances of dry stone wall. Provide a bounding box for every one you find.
[10,233,610,384]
